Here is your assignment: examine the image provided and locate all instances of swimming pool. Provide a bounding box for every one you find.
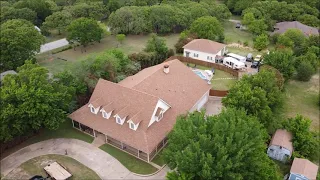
[194,71,207,80]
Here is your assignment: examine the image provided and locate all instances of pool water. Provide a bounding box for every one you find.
[194,71,207,80]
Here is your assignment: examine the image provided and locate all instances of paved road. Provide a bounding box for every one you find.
[1,138,168,179]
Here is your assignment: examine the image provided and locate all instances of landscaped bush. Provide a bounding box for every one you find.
[296,61,314,82]
[243,41,249,46]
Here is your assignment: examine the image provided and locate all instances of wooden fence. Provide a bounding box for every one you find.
[209,89,228,97]
[165,56,240,78]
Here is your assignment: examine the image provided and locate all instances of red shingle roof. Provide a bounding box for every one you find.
[269,129,293,153]
[183,39,226,55]
[291,158,318,180]
[69,60,211,153]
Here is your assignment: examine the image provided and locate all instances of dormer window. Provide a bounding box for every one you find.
[116,116,122,124]
[102,111,107,118]
[90,107,95,113]
[129,122,135,130]
[158,110,164,121]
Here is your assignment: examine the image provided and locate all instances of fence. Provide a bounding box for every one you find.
[209,89,228,97]
[165,56,240,78]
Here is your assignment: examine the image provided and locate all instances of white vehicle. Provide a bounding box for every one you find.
[223,57,246,70]
[254,55,262,62]
[227,53,246,63]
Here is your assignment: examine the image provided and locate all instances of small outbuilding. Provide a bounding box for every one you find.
[267,129,293,162]
[288,158,318,180]
[44,162,72,180]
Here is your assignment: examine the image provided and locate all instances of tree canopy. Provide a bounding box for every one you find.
[0,19,44,71]
[42,11,72,34]
[283,115,320,161]
[190,16,224,42]
[222,69,283,129]
[163,108,281,180]
[67,17,103,48]
[0,61,75,142]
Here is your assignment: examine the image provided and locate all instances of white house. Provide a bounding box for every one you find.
[288,158,318,180]
[267,129,293,162]
[183,39,226,63]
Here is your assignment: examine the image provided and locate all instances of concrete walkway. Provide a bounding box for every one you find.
[40,38,69,53]
[0,138,167,180]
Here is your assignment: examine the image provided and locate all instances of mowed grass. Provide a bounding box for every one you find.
[1,120,93,160]
[224,21,254,46]
[37,34,180,74]
[151,149,166,167]
[283,71,320,130]
[99,144,157,174]
[4,154,100,180]
[185,63,237,90]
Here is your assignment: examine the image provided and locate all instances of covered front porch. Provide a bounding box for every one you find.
[71,120,168,163]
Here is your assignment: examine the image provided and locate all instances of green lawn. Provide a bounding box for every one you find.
[185,63,237,90]
[1,120,93,160]
[224,21,254,47]
[99,144,157,175]
[37,34,179,74]
[283,72,320,130]
[151,150,166,167]
[4,154,100,180]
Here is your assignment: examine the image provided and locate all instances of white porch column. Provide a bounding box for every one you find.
[71,120,74,127]
[79,123,82,131]
[93,130,96,137]
[138,150,140,158]
[105,135,108,143]
[147,153,150,162]
[121,142,123,149]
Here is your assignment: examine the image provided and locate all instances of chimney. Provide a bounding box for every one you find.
[163,64,169,74]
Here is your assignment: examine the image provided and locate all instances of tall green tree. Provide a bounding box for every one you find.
[263,49,295,80]
[0,61,75,142]
[163,108,281,180]
[67,2,109,20]
[283,115,320,161]
[254,34,269,51]
[222,69,283,129]
[42,11,72,34]
[190,16,224,42]
[0,19,44,71]
[67,17,103,48]
[0,7,37,24]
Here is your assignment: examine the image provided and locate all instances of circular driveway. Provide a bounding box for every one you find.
[1,138,168,179]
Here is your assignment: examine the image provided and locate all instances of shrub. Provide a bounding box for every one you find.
[296,61,314,82]
[243,41,249,46]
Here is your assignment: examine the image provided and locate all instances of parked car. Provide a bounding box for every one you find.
[246,53,253,62]
[251,61,260,68]
[236,23,241,28]
[254,55,262,62]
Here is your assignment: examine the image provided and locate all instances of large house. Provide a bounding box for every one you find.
[69,60,211,162]
[288,158,318,180]
[267,129,293,162]
[183,39,227,63]
[271,21,319,36]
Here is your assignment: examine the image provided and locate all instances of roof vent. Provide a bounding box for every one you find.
[163,64,169,74]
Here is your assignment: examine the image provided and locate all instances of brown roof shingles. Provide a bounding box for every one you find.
[269,129,293,153]
[183,39,226,55]
[69,60,211,153]
[272,21,319,36]
[291,158,319,180]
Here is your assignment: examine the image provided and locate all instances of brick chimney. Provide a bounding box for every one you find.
[163,64,169,74]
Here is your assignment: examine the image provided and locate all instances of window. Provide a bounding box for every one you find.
[90,107,95,113]
[129,122,135,130]
[158,110,164,121]
[194,53,198,57]
[207,56,210,60]
[102,111,107,118]
[116,116,122,124]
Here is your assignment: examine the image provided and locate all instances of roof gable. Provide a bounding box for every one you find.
[183,39,226,54]
[269,129,293,152]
